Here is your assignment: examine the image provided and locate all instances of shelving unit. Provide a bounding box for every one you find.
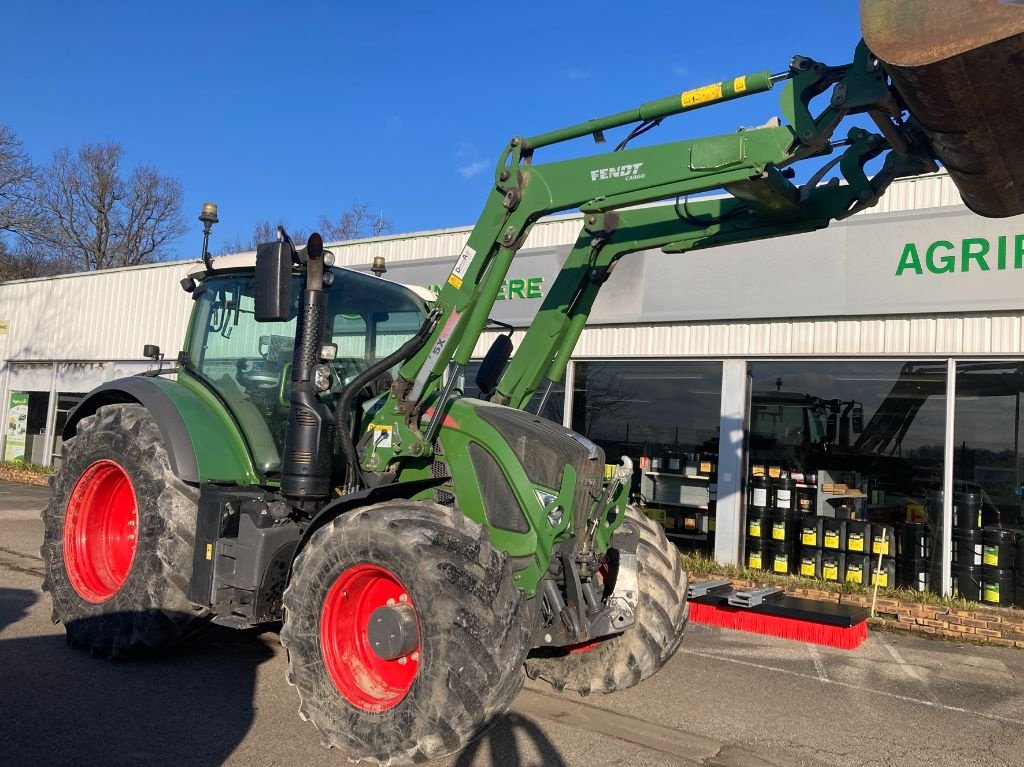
[641,471,713,510]
[816,470,867,518]
[640,469,717,547]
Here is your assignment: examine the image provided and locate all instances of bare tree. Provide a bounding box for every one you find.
[0,125,44,280]
[0,237,78,281]
[319,202,393,242]
[216,219,308,255]
[0,125,37,241]
[35,142,187,271]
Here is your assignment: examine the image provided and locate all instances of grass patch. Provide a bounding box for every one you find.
[0,459,53,475]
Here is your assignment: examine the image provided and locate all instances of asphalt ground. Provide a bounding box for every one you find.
[3,479,1024,767]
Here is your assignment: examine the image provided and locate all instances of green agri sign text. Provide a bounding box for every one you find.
[896,235,1024,276]
[429,277,544,300]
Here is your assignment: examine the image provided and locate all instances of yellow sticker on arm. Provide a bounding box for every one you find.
[681,82,723,108]
[733,76,747,94]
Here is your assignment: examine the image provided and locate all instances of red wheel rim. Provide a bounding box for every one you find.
[320,563,420,712]
[63,459,139,603]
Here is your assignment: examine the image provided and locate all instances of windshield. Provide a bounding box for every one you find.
[184,268,428,474]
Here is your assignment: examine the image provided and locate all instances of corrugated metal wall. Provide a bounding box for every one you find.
[0,262,193,362]
[557,311,1024,359]
[1,173,1013,365]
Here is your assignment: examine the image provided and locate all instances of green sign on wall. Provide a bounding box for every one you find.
[895,235,1024,276]
[5,392,28,462]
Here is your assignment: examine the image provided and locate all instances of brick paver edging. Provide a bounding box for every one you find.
[0,467,50,486]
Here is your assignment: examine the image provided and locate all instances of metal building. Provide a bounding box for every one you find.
[3,173,1023,593]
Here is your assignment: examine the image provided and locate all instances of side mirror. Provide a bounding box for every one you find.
[475,335,514,397]
[826,411,838,445]
[852,403,864,433]
[254,240,293,321]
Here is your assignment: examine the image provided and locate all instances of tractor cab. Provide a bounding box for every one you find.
[181,260,430,475]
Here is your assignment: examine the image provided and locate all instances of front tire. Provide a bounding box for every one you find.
[281,501,532,765]
[525,506,688,695]
[40,404,208,657]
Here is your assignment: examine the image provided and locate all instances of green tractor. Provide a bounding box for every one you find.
[41,8,1024,763]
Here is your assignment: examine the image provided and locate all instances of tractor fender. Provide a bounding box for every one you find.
[292,476,446,563]
[63,376,259,486]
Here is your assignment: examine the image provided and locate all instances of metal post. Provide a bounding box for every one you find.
[0,363,10,460]
[43,364,58,467]
[534,380,554,418]
[1015,391,1021,519]
[941,358,957,597]
[715,359,748,566]
[561,361,575,430]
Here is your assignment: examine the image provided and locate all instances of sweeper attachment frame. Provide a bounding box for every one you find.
[42,4,1024,763]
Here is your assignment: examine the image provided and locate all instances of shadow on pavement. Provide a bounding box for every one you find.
[455,711,569,767]
[0,587,37,631]
[0,593,275,767]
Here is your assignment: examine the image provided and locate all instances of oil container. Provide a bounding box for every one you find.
[982,526,1016,568]
[954,565,983,601]
[956,492,983,530]
[899,523,929,560]
[773,476,795,513]
[796,486,816,515]
[798,548,820,579]
[927,490,984,530]
[746,537,766,571]
[845,520,871,555]
[820,518,845,551]
[871,525,896,557]
[897,557,931,591]
[844,554,871,585]
[953,528,983,566]
[769,509,796,543]
[799,517,820,548]
[747,506,769,540]
[871,558,896,589]
[767,540,796,575]
[749,475,770,510]
[982,567,1015,606]
[821,551,844,583]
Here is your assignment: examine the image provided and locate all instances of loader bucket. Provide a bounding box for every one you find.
[861,0,1024,218]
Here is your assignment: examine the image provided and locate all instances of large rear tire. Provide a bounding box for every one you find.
[40,404,208,657]
[281,501,532,766]
[525,506,688,695]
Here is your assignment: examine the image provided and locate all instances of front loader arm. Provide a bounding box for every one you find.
[496,134,933,411]
[363,40,937,475]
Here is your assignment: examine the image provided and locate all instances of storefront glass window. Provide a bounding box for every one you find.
[951,362,1024,606]
[4,390,51,464]
[572,361,723,550]
[51,392,88,467]
[457,361,565,424]
[745,362,946,589]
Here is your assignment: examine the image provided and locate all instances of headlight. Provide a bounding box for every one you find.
[314,364,332,392]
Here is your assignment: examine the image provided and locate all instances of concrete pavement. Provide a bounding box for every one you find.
[3,479,1024,766]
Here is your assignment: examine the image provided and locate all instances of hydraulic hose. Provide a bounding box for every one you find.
[334,312,438,488]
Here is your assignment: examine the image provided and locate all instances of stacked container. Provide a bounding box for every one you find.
[897,522,930,591]
[980,526,1016,606]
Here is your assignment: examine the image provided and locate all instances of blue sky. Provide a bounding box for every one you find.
[5,1,863,256]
